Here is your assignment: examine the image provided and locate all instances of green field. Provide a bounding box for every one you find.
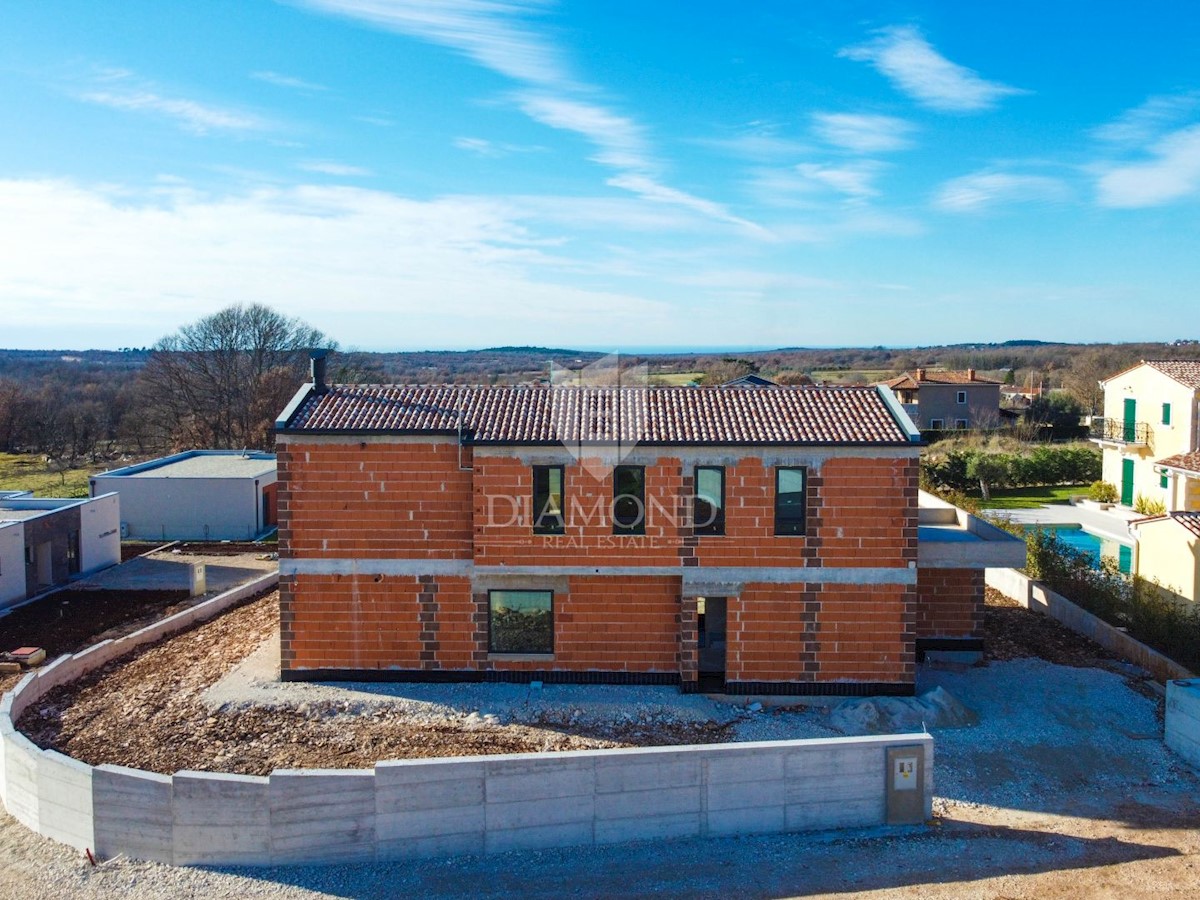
[649,371,704,385]
[0,453,94,498]
[975,485,1085,509]
[811,369,893,384]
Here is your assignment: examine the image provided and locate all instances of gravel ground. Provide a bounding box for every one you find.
[4,588,1200,897]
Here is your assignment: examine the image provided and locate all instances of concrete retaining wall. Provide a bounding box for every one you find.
[985,568,1191,683]
[1,568,933,866]
[1166,680,1200,769]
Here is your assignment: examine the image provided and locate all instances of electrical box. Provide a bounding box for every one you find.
[885,745,926,825]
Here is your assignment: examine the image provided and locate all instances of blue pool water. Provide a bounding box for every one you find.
[1024,524,1133,574]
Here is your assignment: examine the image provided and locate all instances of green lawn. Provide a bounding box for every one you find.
[975,484,1087,509]
[0,452,94,498]
[649,371,704,385]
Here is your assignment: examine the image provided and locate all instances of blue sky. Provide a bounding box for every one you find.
[2,1,1199,351]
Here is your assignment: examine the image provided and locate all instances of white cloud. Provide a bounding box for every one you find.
[793,162,881,199]
[297,0,758,229]
[840,26,1026,112]
[454,136,545,156]
[812,112,914,153]
[298,160,373,177]
[1093,93,1200,145]
[933,171,1069,212]
[79,89,266,134]
[1096,124,1200,208]
[252,70,328,91]
[0,178,674,349]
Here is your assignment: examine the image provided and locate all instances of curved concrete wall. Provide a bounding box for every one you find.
[1,570,933,866]
[1167,679,1200,769]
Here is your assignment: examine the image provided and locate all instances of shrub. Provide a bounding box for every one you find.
[1133,493,1167,516]
[1088,480,1118,503]
[1024,529,1200,672]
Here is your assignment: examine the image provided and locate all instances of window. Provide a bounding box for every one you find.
[613,465,646,535]
[488,590,553,654]
[774,466,807,535]
[532,465,564,534]
[954,419,968,429]
[956,390,967,404]
[694,466,725,536]
[929,418,945,429]
[1163,403,1172,426]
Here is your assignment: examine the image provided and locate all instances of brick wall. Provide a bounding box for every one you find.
[278,441,473,560]
[915,567,983,640]
[280,436,919,687]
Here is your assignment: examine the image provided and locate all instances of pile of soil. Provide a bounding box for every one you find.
[982,587,1117,668]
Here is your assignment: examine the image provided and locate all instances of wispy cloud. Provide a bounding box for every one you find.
[77,69,266,134]
[794,162,882,199]
[933,171,1069,212]
[297,0,758,229]
[812,112,914,153]
[454,136,544,156]
[1096,124,1200,208]
[298,160,373,177]
[0,178,673,348]
[840,26,1026,112]
[1093,93,1200,145]
[252,70,328,92]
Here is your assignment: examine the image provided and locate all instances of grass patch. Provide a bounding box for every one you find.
[649,371,704,385]
[811,369,893,384]
[976,484,1086,509]
[0,452,93,498]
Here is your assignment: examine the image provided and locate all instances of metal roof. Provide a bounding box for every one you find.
[278,384,917,446]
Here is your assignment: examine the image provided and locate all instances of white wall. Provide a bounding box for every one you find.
[80,493,121,575]
[91,476,265,541]
[0,522,24,610]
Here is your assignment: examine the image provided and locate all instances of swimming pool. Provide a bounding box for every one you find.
[1023,524,1133,574]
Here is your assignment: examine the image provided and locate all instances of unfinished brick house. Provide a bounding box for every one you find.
[274,362,1020,695]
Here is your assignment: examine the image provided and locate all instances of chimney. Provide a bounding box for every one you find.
[916,367,926,381]
[967,368,976,381]
[310,349,329,395]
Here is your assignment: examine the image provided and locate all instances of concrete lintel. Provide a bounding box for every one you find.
[282,559,472,577]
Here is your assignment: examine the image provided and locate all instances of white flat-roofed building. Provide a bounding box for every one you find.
[0,494,121,610]
[90,450,277,542]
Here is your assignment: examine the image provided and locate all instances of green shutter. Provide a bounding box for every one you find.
[1123,399,1137,442]
[1160,472,1169,489]
[1163,403,1171,425]
[1121,458,1135,506]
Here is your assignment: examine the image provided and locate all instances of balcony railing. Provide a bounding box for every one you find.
[1089,417,1151,445]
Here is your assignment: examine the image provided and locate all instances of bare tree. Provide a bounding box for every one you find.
[140,303,334,450]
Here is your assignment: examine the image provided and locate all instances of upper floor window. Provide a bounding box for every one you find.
[613,465,646,535]
[929,418,945,430]
[954,419,968,429]
[694,466,725,536]
[532,465,564,535]
[774,466,807,536]
[1163,403,1172,426]
[956,390,967,404]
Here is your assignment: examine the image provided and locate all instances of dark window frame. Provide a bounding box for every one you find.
[693,465,726,536]
[488,589,554,655]
[612,464,647,535]
[956,390,967,404]
[774,466,808,536]
[532,465,565,535]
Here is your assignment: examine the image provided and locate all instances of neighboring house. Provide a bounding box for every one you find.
[90,450,277,542]
[1130,512,1200,604]
[273,361,1020,695]
[879,369,1003,430]
[0,494,121,611]
[721,373,778,387]
[1089,360,1200,510]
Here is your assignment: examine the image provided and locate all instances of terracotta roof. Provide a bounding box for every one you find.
[1102,359,1200,389]
[1157,451,1200,475]
[1133,511,1200,539]
[882,370,1001,389]
[279,384,915,445]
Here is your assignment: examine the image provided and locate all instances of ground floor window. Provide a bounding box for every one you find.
[489,590,554,654]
